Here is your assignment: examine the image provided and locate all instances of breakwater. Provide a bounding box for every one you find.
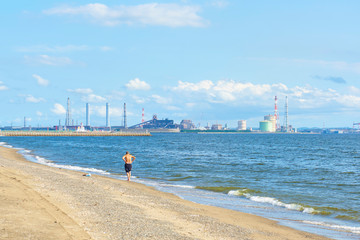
[0,131,151,137]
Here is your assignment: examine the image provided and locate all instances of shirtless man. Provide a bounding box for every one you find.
[122,151,136,181]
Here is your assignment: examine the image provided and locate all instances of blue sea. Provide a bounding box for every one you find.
[1,133,360,239]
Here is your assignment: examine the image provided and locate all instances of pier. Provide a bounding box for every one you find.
[0,130,151,137]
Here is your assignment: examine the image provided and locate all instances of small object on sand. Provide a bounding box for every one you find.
[82,173,91,177]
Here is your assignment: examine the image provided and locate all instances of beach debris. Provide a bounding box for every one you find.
[83,173,91,177]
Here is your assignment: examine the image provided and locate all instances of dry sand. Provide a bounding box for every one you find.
[0,146,331,240]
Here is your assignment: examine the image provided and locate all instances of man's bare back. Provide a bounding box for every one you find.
[122,153,135,164]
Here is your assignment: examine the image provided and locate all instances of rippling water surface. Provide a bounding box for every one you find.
[1,133,360,239]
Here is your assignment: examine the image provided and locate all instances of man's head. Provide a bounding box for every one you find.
[126,151,129,154]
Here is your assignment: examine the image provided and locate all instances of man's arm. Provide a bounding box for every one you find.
[132,155,136,162]
[122,155,126,162]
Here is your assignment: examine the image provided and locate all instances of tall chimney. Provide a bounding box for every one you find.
[86,103,90,126]
[106,103,110,127]
[66,97,71,126]
[124,103,127,129]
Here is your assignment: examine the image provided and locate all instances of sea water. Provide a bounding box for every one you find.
[1,133,359,239]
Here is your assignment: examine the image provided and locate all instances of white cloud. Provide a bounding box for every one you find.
[171,79,360,111]
[82,94,107,103]
[185,102,196,108]
[348,86,360,95]
[51,103,66,115]
[24,55,73,66]
[252,57,360,74]
[125,78,151,91]
[92,105,123,117]
[172,80,287,104]
[152,94,171,104]
[210,0,229,8]
[32,74,49,86]
[173,80,214,91]
[100,46,112,51]
[44,3,206,27]
[24,95,45,103]
[107,90,126,100]
[67,88,106,103]
[68,88,93,94]
[336,95,360,108]
[17,45,89,53]
[132,95,147,104]
[165,105,181,111]
[0,81,8,90]
[36,111,43,117]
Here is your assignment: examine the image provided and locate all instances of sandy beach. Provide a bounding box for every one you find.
[0,146,331,240]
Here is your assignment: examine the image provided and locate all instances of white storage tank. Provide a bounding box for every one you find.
[260,121,275,132]
[237,120,247,130]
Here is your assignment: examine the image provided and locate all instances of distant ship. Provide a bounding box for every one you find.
[76,123,87,132]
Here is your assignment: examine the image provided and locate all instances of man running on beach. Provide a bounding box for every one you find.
[122,151,136,181]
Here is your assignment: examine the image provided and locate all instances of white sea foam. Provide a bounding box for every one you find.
[33,155,110,175]
[35,156,53,164]
[160,183,195,189]
[0,142,13,148]
[303,221,360,234]
[228,189,319,214]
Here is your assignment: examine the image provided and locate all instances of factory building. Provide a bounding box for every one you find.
[141,115,179,129]
[237,120,246,131]
[211,124,222,130]
[180,120,196,130]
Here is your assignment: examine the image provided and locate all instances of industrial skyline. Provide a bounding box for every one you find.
[5,95,360,133]
[5,94,360,132]
[1,1,360,128]
[14,96,292,130]
[2,95,296,132]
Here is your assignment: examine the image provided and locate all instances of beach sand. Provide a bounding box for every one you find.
[0,146,331,240]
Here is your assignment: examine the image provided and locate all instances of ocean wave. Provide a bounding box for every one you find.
[196,186,243,193]
[18,150,110,175]
[134,179,195,190]
[35,156,110,174]
[161,183,195,189]
[228,189,319,214]
[303,221,360,234]
[168,176,195,181]
[0,142,14,148]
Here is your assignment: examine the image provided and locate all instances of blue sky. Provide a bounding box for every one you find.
[1,0,360,128]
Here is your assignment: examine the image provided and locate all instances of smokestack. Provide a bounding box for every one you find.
[106,103,110,127]
[86,103,90,126]
[124,103,127,129]
[142,108,144,123]
[285,96,289,132]
[274,96,279,131]
[66,97,71,126]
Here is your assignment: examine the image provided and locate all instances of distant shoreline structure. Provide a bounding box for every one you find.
[0,130,151,137]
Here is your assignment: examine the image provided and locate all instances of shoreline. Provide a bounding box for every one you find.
[0,130,151,137]
[0,146,331,239]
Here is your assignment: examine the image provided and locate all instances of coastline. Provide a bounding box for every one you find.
[0,146,331,240]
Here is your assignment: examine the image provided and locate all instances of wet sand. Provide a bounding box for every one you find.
[0,146,331,240]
